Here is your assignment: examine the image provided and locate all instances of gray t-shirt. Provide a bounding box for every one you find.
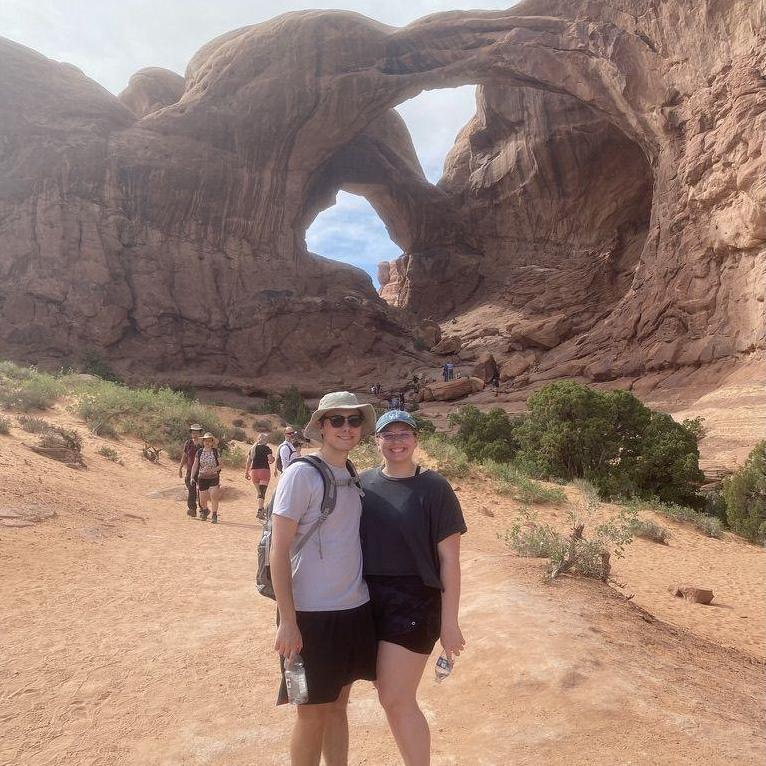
[271,458,369,612]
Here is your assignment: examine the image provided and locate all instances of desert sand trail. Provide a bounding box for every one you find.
[1,408,764,765]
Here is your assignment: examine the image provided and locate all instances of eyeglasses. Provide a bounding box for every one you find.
[377,431,415,443]
[323,414,364,429]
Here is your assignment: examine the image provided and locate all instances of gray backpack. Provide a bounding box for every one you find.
[256,455,362,600]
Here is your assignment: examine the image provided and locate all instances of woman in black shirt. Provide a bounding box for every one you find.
[360,410,466,766]
[245,433,274,520]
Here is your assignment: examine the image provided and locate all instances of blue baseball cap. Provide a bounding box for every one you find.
[375,410,418,434]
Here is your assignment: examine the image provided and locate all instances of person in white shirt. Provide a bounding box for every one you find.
[277,427,300,474]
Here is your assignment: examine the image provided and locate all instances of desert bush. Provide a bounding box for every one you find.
[97,445,121,462]
[255,386,311,427]
[34,425,85,466]
[626,498,723,538]
[253,418,272,431]
[514,381,704,505]
[411,412,436,434]
[0,362,63,411]
[0,415,10,435]
[449,405,519,463]
[514,475,567,505]
[268,429,286,445]
[165,442,183,461]
[722,441,766,543]
[73,380,226,450]
[420,433,470,479]
[628,518,671,544]
[503,507,567,558]
[16,414,51,434]
[79,350,122,383]
[221,444,245,468]
[230,427,247,442]
[232,418,245,428]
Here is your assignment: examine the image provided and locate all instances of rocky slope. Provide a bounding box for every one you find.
[0,1,763,391]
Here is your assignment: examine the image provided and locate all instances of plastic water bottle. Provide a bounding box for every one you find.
[434,653,453,683]
[284,654,309,704]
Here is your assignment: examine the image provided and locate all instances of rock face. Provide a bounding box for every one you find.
[418,377,485,403]
[0,2,763,389]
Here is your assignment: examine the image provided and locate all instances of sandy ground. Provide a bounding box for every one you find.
[1,403,765,765]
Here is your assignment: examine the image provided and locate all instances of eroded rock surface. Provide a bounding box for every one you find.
[0,2,763,389]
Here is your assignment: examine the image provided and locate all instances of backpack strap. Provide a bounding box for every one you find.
[288,456,335,556]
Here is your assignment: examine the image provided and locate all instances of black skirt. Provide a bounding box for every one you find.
[276,601,377,705]
[366,575,442,655]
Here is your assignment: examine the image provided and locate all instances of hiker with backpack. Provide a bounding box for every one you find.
[246,433,274,520]
[276,426,300,476]
[178,423,203,518]
[360,410,467,766]
[268,391,378,765]
[190,432,222,523]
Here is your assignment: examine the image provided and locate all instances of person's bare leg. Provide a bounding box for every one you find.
[198,488,209,510]
[321,684,352,766]
[209,486,219,513]
[291,702,329,766]
[376,641,430,766]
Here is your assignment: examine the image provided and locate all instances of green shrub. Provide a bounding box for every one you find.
[412,413,436,434]
[420,433,470,479]
[514,475,567,505]
[79,350,123,383]
[232,418,245,428]
[503,508,567,558]
[0,415,10,435]
[166,442,183,462]
[514,382,704,505]
[449,405,519,463]
[253,418,272,431]
[72,380,226,450]
[0,362,63,411]
[627,498,723,538]
[255,386,312,427]
[268,429,285,444]
[16,414,51,434]
[230,427,247,442]
[628,518,671,544]
[350,439,381,472]
[97,445,121,462]
[722,441,766,543]
[220,444,245,468]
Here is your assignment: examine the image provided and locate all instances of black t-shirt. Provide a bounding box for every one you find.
[360,467,467,590]
[250,444,273,469]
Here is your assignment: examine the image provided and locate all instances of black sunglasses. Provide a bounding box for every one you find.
[322,414,364,429]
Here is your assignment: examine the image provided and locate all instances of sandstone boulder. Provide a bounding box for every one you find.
[418,376,484,402]
[669,585,715,605]
[507,315,572,351]
[500,352,537,381]
[472,352,498,383]
[416,320,442,350]
[433,336,462,356]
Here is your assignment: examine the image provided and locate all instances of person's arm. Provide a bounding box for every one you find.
[178,443,187,478]
[245,448,253,480]
[190,453,200,481]
[271,514,303,660]
[437,533,465,663]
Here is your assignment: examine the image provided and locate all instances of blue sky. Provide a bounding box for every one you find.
[306,85,478,287]
[1,1,511,287]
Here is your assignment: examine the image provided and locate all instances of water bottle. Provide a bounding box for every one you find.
[284,654,309,704]
[434,653,453,683]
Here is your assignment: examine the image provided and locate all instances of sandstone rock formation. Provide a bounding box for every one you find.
[418,377,485,403]
[670,585,715,606]
[0,2,763,391]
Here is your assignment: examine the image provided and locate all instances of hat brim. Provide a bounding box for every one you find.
[303,402,377,445]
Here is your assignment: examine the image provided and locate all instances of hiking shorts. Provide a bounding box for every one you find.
[197,476,220,491]
[250,468,271,485]
[366,575,442,655]
[277,602,377,705]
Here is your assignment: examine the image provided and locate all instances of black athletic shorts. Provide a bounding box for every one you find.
[277,601,377,705]
[366,575,442,655]
[197,476,220,491]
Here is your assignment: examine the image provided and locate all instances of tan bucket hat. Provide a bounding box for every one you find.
[201,432,219,447]
[303,391,376,444]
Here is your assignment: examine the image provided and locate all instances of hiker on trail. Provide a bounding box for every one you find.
[447,361,455,380]
[191,433,222,523]
[178,423,203,518]
[270,391,378,766]
[246,433,274,520]
[277,427,300,476]
[442,363,449,383]
[360,410,467,766]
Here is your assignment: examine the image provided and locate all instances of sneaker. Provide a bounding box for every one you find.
[187,508,197,518]
[211,512,218,524]
[199,508,210,521]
